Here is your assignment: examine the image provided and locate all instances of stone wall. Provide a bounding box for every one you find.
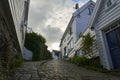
[0,9,22,80]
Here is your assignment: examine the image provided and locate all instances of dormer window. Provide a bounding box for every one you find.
[88,3,94,15]
[88,8,93,15]
[105,0,116,10]
[107,0,112,7]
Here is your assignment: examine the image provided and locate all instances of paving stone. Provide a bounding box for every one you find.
[38,60,120,80]
[15,61,43,80]
[15,60,120,80]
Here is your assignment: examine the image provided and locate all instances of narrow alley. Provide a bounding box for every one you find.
[15,60,120,80]
[1,0,120,80]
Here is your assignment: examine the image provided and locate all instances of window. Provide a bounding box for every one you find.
[88,8,93,15]
[105,0,116,11]
[64,47,66,56]
[70,27,72,35]
[107,0,112,7]
[88,3,94,15]
[64,38,66,42]
[68,39,74,53]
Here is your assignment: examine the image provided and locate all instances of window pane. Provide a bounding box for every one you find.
[107,0,112,7]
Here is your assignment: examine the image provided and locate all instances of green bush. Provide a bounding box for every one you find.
[70,56,89,66]
[89,57,101,68]
[70,56,102,71]
[25,32,53,61]
[13,59,23,71]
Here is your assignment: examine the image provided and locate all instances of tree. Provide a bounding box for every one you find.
[82,33,95,58]
[25,32,52,61]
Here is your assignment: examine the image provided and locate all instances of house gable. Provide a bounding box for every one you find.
[89,0,120,29]
[89,0,120,69]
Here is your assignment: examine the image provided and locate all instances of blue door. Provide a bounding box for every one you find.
[106,27,120,69]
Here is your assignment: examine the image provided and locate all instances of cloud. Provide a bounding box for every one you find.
[73,0,80,2]
[28,0,97,50]
[42,25,63,47]
[28,0,74,50]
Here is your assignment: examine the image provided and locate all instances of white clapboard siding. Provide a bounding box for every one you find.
[95,2,120,29]
[93,1,120,69]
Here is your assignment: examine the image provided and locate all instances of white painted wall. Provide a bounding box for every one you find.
[74,10,92,42]
[60,1,95,59]
[60,29,74,59]
[73,1,95,42]
[23,47,33,60]
[52,53,58,60]
[75,27,99,57]
[69,1,95,58]
[8,0,30,52]
[93,0,120,70]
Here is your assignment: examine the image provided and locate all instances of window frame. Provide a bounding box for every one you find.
[105,0,116,11]
[107,0,112,7]
[106,0,115,8]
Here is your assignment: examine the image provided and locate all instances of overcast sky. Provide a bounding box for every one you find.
[28,0,96,51]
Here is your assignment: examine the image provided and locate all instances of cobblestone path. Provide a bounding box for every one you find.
[15,61,40,80]
[16,60,120,80]
[38,60,120,80]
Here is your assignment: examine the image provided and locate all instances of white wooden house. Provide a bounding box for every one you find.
[59,17,74,59]
[89,0,120,70]
[75,27,99,57]
[60,0,95,59]
[0,0,30,58]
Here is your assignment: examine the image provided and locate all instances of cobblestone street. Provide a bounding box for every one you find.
[16,60,120,80]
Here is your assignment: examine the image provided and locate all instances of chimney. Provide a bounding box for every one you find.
[75,3,79,9]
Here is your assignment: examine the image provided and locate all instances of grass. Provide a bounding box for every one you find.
[69,56,120,77]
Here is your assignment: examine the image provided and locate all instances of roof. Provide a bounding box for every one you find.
[88,0,102,28]
[73,0,95,17]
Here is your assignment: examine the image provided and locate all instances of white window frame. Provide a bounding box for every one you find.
[106,0,115,8]
[107,0,112,7]
[105,0,116,11]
